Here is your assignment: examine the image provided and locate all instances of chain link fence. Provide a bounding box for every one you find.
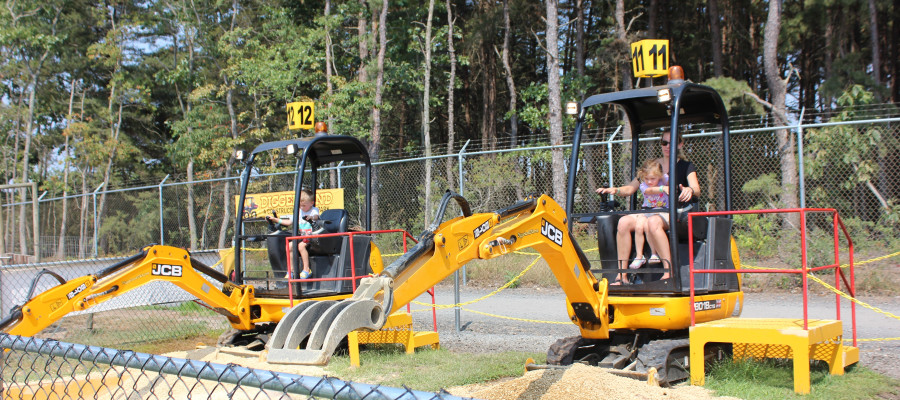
[0,108,897,348]
[0,334,465,400]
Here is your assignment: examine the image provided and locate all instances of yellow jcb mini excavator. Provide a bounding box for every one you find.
[0,132,384,347]
[263,66,745,383]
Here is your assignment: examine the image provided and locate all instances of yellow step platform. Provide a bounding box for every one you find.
[689,318,859,394]
[347,312,440,367]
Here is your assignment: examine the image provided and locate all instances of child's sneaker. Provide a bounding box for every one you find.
[299,270,312,279]
[648,254,661,264]
[629,256,646,269]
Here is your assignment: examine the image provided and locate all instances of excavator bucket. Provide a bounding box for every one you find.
[266,276,393,365]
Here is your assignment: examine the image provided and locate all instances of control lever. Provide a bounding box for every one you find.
[267,210,280,231]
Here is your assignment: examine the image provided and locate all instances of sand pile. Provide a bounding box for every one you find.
[165,347,327,377]
[447,364,739,400]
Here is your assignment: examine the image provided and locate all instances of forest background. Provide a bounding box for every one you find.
[2,0,899,259]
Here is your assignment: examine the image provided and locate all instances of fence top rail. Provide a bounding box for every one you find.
[3,116,899,206]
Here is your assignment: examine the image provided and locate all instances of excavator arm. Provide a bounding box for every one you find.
[266,191,611,365]
[0,245,255,337]
[385,192,610,338]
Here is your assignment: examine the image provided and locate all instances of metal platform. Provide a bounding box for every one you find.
[689,317,859,394]
[347,312,439,367]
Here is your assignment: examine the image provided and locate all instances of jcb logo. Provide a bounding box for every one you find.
[473,220,491,239]
[541,219,563,246]
[66,283,87,300]
[152,264,183,277]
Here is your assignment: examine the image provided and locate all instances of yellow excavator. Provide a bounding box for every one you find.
[264,66,745,383]
[1,66,744,383]
[0,132,383,345]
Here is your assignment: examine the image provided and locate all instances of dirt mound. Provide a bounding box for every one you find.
[447,363,738,400]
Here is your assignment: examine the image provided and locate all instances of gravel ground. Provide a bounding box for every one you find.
[410,286,900,380]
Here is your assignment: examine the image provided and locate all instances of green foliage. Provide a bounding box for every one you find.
[461,154,536,212]
[518,82,549,132]
[733,174,782,258]
[806,85,898,222]
[700,77,765,116]
[734,211,780,259]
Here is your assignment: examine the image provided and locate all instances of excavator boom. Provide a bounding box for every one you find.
[0,245,254,337]
[266,192,612,364]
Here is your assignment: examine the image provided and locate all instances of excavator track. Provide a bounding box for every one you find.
[547,335,727,385]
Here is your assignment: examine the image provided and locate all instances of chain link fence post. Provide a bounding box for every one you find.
[92,183,104,258]
[158,175,169,246]
[454,140,470,333]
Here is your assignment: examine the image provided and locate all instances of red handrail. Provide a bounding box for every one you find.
[280,229,438,331]
[688,208,857,346]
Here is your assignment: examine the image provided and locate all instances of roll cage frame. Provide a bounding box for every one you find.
[233,135,373,284]
[565,81,734,277]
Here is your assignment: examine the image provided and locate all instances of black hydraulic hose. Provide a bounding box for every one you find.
[385,190,470,279]
[495,196,537,219]
[23,269,67,305]
[95,249,149,280]
[190,258,229,284]
[381,231,435,279]
[428,190,472,231]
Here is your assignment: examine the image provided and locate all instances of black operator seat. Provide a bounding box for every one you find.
[307,208,349,255]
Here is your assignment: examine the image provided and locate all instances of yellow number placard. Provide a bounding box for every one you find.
[236,188,344,219]
[287,101,315,130]
[630,39,669,78]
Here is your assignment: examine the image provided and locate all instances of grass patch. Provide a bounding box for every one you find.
[328,345,543,392]
[704,358,900,399]
[140,301,220,316]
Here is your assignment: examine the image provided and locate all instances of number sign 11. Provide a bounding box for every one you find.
[287,101,315,130]
[630,39,669,78]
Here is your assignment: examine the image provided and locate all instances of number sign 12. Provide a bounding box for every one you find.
[287,101,315,130]
[630,39,669,78]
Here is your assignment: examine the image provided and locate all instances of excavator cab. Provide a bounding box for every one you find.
[233,133,374,298]
[565,67,740,296]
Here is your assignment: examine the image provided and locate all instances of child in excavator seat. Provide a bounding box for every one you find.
[630,160,669,272]
[266,189,320,279]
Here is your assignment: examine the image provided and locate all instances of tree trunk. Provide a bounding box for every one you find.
[187,159,198,250]
[763,0,800,228]
[79,168,88,258]
[97,99,124,254]
[709,0,724,77]
[358,0,369,84]
[423,0,435,225]
[892,0,900,103]
[501,0,518,146]
[325,0,334,127]
[370,0,388,230]
[56,79,77,259]
[547,0,565,208]
[648,0,658,38]
[446,0,457,190]
[20,84,38,255]
[481,43,497,150]
[218,0,241,249]
[868,0,881,89]
[218,86,238,249]
[615,0,632,90]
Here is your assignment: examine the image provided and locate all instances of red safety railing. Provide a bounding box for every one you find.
[688,208,857,346]
[283,229,438,333]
